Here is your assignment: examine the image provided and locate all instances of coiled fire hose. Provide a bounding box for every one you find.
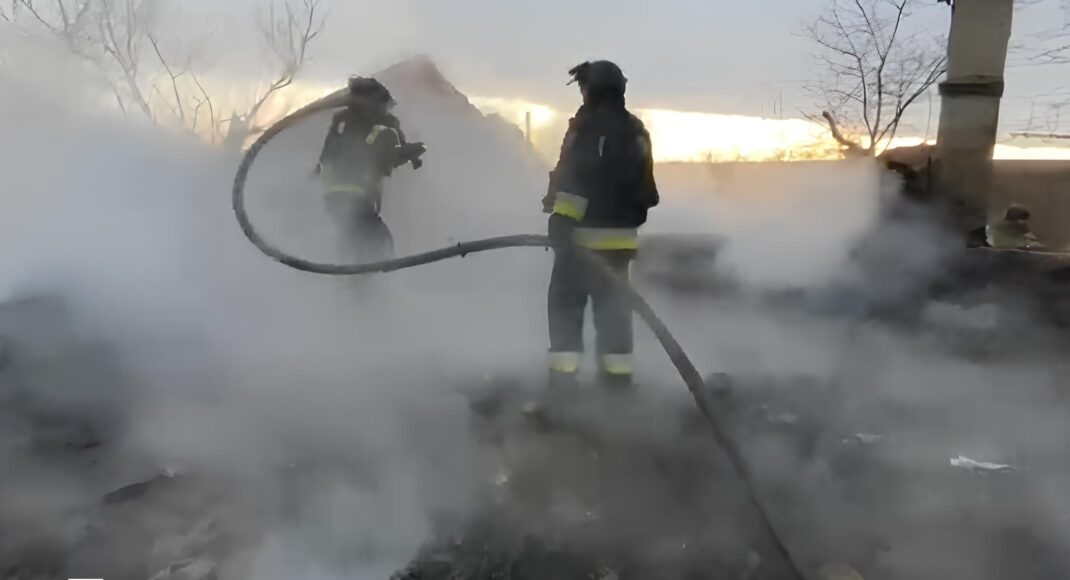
[231,88,807,580]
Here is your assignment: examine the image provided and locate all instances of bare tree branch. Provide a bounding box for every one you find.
[874,51,946,152]
[13,1,96,59]
[0,1,16,22]
[1036,42,1070,62]
[871,0,909,145]
[147,33,186,125]
[111,84,128,113]
[805,0,945,156]
[831,5,874,141]
[190,69,221,142]
[822,110,867,154]
[93,1,154,121]
[15,0,61,33]
[1022,0,1070,63]
[1010,131,1070,139]
[243,0,324,131]
[11,0,324,144]
[10,1,156,120]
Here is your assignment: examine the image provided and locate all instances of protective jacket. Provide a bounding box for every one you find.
[542,103,659,250]
[317,108,414,209]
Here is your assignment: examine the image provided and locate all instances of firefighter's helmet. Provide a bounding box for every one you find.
[347,76,396,108]
[567,60,627,96]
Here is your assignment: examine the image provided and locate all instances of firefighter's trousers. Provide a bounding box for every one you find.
[325,191,394,263]
[547,249,635,381]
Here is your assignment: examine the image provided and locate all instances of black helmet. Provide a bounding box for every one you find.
[1004,205,1031,222]
[347,76,396,108]
[568,60,627,97]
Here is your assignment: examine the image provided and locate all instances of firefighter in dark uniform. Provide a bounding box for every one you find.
[986,204,1044,250]
[542,61,659,389]
[314,77,426,262]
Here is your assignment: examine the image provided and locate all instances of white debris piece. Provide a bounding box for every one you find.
[492,466,511,486]
[765,410,799,425]
[162,463,186,478]
[843,433,883,445]
[950,455,1015,473]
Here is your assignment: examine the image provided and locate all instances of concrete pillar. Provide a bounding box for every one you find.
[934,0,1015,223]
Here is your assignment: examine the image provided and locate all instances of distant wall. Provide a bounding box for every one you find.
[656,158,1070,251]
[649,160,888,288]
[992,161,1070,250]
[873,147,1070,250]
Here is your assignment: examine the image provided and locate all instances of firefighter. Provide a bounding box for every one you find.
[542,60,659,389]
[314,76,426,262]
[986,204,1044,250]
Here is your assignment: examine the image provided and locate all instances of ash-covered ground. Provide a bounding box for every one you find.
[4,218,1070,580]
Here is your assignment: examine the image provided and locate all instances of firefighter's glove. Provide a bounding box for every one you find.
[548,213,576,251]
[401,142,427,169]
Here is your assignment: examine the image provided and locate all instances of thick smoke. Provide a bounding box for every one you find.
[0,29,545,579]
[641,162,1070,577]
[2,18,1069,580]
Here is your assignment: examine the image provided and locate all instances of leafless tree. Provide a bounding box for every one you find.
[805,0,947,156]
[145,32,224,138]
[237,0,324,135]
[93,0,158,119]
[1031,0,1070,64]
[10,0,168,121]
[8,0,325,144]
[11,0,94,56]
[1007,1,1069,66]
[162,0,325,143]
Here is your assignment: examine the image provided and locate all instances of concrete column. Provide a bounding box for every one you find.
[934,0,1015,222]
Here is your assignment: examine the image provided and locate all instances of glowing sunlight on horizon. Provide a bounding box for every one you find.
[471,96,1070,164]
[217,80,1070,164]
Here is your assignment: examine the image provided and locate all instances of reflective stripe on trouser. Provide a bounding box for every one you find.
[573,227,638,251]
[548,249,634,373]
[324,183,367,194]
[548,351,582,374]
[600,353,634,376]
[320,166,367,194]
[552,192,589,222]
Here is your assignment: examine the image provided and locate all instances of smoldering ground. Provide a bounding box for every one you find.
[3,27,1070,580]
[639,163,1070,579]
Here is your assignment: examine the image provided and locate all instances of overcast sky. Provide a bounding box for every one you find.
[174,0,1070,136]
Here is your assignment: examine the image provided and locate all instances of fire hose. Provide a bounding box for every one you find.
[231,88,807,580]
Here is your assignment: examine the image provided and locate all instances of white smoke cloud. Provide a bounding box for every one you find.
[2,18,1069,580]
